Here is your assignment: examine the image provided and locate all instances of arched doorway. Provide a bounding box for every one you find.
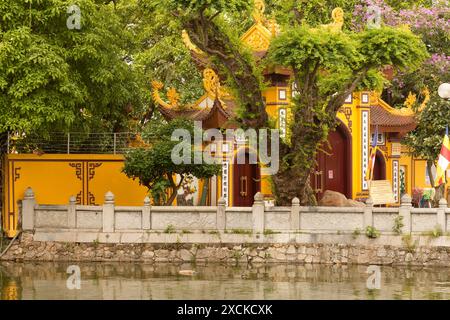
[312,121,352,200]
[372,150,386,180]
[233,151,260,206]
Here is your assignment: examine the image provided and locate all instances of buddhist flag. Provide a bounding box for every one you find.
[434,126,450,186]
[365,125,379,182]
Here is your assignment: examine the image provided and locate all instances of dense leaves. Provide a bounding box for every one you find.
[0,0,146,134]
[123,118,220,205]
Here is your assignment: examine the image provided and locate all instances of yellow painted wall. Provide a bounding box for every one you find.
[2,154,148,237]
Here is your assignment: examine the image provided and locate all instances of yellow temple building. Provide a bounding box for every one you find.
[1,2,448,237]
[151,3,447,207]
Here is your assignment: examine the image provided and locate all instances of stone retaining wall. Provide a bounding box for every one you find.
[3,232,450,266]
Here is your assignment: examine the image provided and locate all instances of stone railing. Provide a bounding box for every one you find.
[20,187,450,244]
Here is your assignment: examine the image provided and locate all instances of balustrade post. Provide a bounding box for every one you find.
[252,192,265,234]
[142,196,151,230]
[22,187,36,231]
[399,194,412,234]
[103,191,115,233]
[68,195,77,228]
[290,197,300,230]
[217,197,227,231]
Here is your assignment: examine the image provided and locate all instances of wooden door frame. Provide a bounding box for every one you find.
[336,119,353,199]
[231,148,261,207]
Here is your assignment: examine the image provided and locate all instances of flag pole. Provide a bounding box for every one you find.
[446,125,449,202]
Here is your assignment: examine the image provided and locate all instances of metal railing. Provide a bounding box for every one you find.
[6,132,144,155]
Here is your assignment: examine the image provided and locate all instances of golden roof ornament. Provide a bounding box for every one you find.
[203,68,222,98]
[252,0,266,24]
[181,30,205,56]
[321,7,344,32]
[151,80,180,109]
[418,87,430,112]
[167,88,180,107]
[404,92,417,109]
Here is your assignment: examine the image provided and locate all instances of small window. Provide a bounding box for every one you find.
[222,143,229,153]
[279,89,287,100]
[361,93,369,104]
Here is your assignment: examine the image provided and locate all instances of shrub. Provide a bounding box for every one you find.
[392,216,404,235]
[164,224,176,234]
[365,226,380,239]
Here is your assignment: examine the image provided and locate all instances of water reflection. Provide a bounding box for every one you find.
[0,262,450,300]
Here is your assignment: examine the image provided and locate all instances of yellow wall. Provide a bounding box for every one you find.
[2,154,148,237]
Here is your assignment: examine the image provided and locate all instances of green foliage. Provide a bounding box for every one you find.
[164,224,176,234]
[365,226,380,239]
[263,229,280,235]
[0,0,146,134]
[130,0,203,106]
[422,225,443,238]
[274,0,359,28]
[165,0,251,13]
[230,229,253,235]
[352,228,361,239]
[122,118,220,205]
[401,234,417,253]
[270,26,360,72]
[356,27,429,71]
[392,216,404,235]
[404,98,450,162]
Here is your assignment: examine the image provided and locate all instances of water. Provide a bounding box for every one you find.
[1,262,450,300]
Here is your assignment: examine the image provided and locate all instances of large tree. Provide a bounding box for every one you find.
[0,0,145,136]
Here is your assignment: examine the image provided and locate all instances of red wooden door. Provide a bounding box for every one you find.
[373,150,386,180]
[312,126,350,200]
[233,153,260,206]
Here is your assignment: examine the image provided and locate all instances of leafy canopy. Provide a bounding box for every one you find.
[0,0,145,134]
[122,118,220,205]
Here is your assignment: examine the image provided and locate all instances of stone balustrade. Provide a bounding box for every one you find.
[20,187,450,244]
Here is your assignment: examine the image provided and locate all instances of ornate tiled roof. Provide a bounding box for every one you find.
[370,104,416,132]
[158,98,237,129]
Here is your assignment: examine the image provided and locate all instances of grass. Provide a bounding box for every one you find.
[181,229,192,234]
[230,229,253,235]
[263,229,280,235]
[402,234,417,253]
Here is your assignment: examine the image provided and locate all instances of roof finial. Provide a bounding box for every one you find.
[320,7,344,32]
[203,68,221,99]
[252,0,266,24]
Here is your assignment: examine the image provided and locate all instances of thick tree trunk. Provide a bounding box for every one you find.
[182,18,268,129]
[165,174,184,206]
[272,166,317,206]
[272,115,328,205]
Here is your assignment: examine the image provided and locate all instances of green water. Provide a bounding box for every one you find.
[0,262,449,300]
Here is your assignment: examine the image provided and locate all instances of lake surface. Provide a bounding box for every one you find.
[1,262,450,300]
